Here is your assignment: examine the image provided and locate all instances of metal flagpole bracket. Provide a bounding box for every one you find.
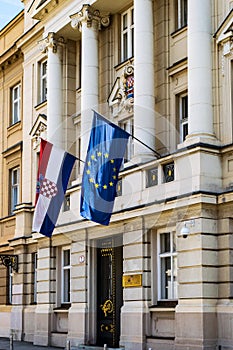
[0,254,18,272]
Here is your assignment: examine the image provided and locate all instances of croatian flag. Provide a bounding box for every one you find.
[32,139,76,237]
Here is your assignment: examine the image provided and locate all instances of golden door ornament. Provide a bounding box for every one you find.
[101,299,113,317]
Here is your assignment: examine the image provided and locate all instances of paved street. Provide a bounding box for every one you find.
[0,338,62,350]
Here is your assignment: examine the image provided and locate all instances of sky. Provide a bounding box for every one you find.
[0,0,24,30]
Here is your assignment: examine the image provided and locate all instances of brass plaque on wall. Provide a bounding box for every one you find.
[122,274,142,287]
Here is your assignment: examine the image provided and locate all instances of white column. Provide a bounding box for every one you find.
[71,5,110,161]
[46,33,63,148]
[134,0,155,161]
[188,0,214,139]
[80,19,99,160]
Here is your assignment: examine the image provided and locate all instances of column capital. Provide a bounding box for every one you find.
[38,32,65,54]
[70,4,110,31]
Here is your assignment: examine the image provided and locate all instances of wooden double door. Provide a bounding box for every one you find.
[96,237,123,348]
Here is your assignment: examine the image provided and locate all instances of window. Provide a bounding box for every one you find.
[39,60,47,103]
[11,83,21,125]
[116,178,122,197]
[10,167,20,214]
[121,7,134,61]
[163,162,174,183]
[119,118,134,162]
[146,167,158,188]
[175,0,187,30]
[178,94,188,142]
[63,195,70,212]
[32,253,37,304]
[158,232,177,300]
[61,248,71,304]
[7,266,13,305]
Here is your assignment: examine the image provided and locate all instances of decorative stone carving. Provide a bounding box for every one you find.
[108,64,135,116]
[29,114,47,149]
[117,64,134,113]
[70,4,110,32]
[38,32,65,54]
[220,38,233,76]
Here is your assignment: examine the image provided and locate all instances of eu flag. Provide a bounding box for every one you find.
[80,111,130,225]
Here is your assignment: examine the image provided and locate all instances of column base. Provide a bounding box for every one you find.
[10,305,24,341]
[175,301,217,350]
[175,338,217,350]
[34,305,54,346]
[178,133,221,150]
[130,153,157,166]
[120,303,149,350]
[67,303,88,347]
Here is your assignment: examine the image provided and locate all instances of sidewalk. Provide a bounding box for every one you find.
[0,338,62,350]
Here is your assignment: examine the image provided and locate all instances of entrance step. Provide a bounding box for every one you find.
[72,346,124,350]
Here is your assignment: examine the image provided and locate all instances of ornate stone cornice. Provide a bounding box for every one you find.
[38,32,65,54]
[33,0,59,21]
[0,51,23,71]
[70,4,110,32]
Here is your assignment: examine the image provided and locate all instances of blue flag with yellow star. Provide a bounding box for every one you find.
[80,111,130,225]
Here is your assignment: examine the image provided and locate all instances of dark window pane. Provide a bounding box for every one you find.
[163,162,174,183]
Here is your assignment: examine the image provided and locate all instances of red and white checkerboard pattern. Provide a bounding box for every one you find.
[40,178,58,199]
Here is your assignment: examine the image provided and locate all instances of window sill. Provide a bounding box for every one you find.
[34,100,47,110]
[53,304,71,312]
[171,25,187,38]
[7,121,22,136]
[150,307,176,312]
[114,57,134,71]
[150,300,178,312]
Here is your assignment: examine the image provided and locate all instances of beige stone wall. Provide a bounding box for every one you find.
[1,0,233,349]
[0,17,23,238]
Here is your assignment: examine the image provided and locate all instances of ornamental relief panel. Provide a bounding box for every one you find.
[108,64,134,116]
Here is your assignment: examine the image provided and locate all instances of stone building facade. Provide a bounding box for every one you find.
[0,0,233,349]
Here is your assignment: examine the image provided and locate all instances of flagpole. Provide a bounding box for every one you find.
[92,109,161,159]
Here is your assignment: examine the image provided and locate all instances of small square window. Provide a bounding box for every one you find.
[116,178,122,197]
[163,162,174,183]
[146,167,158,188]
[63,195,70,212]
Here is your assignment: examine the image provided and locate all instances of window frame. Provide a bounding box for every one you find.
[7,266,13,305]
[121,6,134,62]
[9,167,20,215]
[178,93,188,143]
[175,0,188,30]
[146,167,158,188]
[11,83,21,125]
[39,59,47,104]
[163,162,175,183]
[157,231,177,301]
[119,117,134,162]
[61,247,71,304]
[32,252,37,304]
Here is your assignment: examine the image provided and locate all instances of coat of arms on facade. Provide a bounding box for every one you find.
[108,64,134,116]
